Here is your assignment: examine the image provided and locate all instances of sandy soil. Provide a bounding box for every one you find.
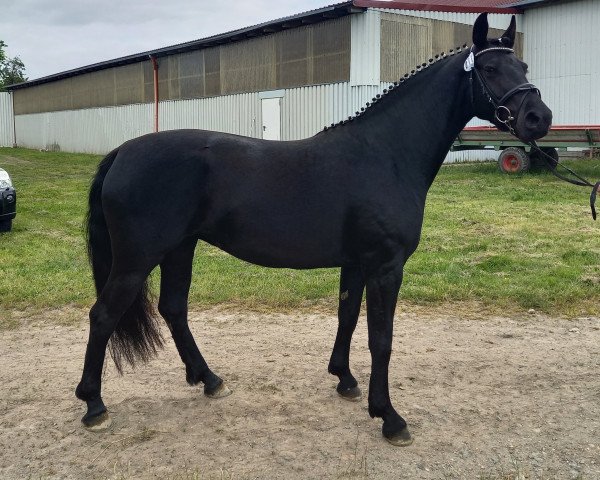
[1,307,599,480]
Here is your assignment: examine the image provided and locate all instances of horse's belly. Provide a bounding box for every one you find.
[200,210,347,269]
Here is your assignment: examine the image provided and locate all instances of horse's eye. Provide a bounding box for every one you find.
[483,65,496,73]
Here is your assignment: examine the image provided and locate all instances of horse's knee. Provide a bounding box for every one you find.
[368,336,392,360]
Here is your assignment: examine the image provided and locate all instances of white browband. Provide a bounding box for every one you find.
[474,47,515,57]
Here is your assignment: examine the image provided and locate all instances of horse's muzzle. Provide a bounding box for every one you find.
[515,98,552,142]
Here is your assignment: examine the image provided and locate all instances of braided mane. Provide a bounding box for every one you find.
[322,43,469,132]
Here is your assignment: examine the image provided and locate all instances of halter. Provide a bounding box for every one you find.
[469,46,541,135]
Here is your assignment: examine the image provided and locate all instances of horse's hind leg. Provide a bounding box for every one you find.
[158,238,230,398]
[328,265,365,401]
[76,269,151,430]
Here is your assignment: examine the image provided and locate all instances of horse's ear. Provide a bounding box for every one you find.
[500,15,516,48]
[473,13,489,48]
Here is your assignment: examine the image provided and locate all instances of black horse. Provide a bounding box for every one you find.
[76,13,552,445]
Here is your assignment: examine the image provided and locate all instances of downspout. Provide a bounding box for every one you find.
[10,91,17,148]
[149,55,159,133]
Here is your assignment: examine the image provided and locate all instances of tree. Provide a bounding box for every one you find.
[0,40,27,90]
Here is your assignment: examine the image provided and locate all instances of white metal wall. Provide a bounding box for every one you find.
[160,93,260,138]
[14,84,384,154]
[13,80,494,161]
[15,103,153,153]
[0,92,14,147]
[522,0,600,125]
[282,82,384,140]
[350,9,381,86]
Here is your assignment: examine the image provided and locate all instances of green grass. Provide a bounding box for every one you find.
[405,160,600,315]
[1,147,599,327]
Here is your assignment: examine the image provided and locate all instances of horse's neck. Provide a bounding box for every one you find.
[344,53,474,188]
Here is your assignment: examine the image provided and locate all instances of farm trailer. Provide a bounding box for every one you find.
[451,125,600,173]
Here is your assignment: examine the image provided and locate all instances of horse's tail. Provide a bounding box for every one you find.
[85,148,163,374]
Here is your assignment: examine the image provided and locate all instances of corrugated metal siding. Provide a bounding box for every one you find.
[15,104,153,153]
[13,84,384,153]
[282,83,383,140]
[522,0,600,124]
[160,93,260,137]
[15,95,262,155]
[0,93,14,147]
[13,82,497,162]
[350,9,381,86]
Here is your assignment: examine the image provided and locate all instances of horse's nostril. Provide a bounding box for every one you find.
[525,112,542,128]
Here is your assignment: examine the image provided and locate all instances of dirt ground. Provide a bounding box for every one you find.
[1,307,599,480]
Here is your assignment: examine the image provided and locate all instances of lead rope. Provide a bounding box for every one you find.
[526,141,600,220]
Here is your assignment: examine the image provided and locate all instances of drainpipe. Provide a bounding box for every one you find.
[10,91,17,148]
[149,55,159,133]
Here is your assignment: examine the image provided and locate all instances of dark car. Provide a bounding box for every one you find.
[0,168,16,232]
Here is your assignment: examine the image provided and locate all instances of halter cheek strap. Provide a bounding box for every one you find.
[469,46,541,135]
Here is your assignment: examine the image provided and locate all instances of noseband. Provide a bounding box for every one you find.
[469,46,540,135]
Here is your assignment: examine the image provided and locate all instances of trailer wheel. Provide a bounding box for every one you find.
[498,147,530,173]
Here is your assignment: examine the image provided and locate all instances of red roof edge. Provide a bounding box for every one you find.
[352,0,523,14]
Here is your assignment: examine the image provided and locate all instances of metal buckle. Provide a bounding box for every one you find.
[495,105,514,124]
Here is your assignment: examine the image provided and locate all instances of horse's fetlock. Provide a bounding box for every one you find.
[368,393,392,419]
[382,411,407,437]
[185,367,204,386]
[327,361,343,376]
[75,381,98,402]
[368,404,380,419]
[203,373,224,395]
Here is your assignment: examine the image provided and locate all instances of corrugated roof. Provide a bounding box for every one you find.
[7,0,520,90]
[506,0,556,7]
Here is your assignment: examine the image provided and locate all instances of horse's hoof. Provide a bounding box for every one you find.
[205,382,232,399]
[337,385,362,402]
[383,426,413,447]
[82,411,112,432]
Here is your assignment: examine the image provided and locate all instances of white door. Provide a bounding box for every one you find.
[261,97,281,140]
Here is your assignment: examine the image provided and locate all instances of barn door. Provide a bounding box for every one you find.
[261,97,281,141]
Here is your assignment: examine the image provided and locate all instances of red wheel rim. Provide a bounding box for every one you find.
[502,153,521,172]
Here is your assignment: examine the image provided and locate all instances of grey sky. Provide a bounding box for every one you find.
[1,0,329,81]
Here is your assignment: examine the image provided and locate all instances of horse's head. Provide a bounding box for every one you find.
[469,13,552,142]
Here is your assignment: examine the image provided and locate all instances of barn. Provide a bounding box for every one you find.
[1,0,597,155]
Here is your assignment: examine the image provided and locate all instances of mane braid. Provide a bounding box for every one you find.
[322,44,469,132]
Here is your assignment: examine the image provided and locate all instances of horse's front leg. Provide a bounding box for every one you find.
[328,265,365,401]
[365,265,413,446]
